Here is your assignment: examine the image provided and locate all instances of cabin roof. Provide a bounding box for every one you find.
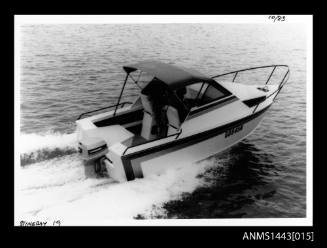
[123,60,214,89]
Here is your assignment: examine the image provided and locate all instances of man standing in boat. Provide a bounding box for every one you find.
[141,78,169,137]
[141,77,189,138]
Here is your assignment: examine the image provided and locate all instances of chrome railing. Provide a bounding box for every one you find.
[212,65,290,113]
[77,101,132,120]
[122,128,182,156]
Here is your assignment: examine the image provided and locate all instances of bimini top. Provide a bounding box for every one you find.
[123,60,215,89]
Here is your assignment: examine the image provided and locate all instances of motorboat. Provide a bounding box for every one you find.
[76,61,290,182]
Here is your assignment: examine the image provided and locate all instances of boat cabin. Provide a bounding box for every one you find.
[82,61,231,144]
[76,61,235,162]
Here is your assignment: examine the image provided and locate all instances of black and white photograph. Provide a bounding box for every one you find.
[14,15,312,227]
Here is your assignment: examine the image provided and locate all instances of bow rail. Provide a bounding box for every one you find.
[212,65,290,113]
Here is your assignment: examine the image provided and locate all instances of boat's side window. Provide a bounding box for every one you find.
[178,82,208,109]
[184,83,205,99]
[198,84,228,106]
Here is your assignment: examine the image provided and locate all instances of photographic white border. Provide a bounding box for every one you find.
[14,15,313,226]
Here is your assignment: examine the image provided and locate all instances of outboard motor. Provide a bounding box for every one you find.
[78,136,110,176]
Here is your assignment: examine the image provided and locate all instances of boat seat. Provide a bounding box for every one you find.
[140,94,157,140]
[166,105,181,135]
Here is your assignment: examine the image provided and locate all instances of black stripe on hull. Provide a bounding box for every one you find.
[121,105,271,181]
[243,96,266,108]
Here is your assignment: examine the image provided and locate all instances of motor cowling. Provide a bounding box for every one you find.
[78,136,109,161]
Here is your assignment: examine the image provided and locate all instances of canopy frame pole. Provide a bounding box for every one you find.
[194,82,206,105]
[114,73,129,117]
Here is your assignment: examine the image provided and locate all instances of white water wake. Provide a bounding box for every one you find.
[16,132,217,225]
[19,132,77,154]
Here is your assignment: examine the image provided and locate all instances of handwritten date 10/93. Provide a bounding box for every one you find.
[268,16,286,22]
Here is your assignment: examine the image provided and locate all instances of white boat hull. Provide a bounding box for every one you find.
[106,105,269,182]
